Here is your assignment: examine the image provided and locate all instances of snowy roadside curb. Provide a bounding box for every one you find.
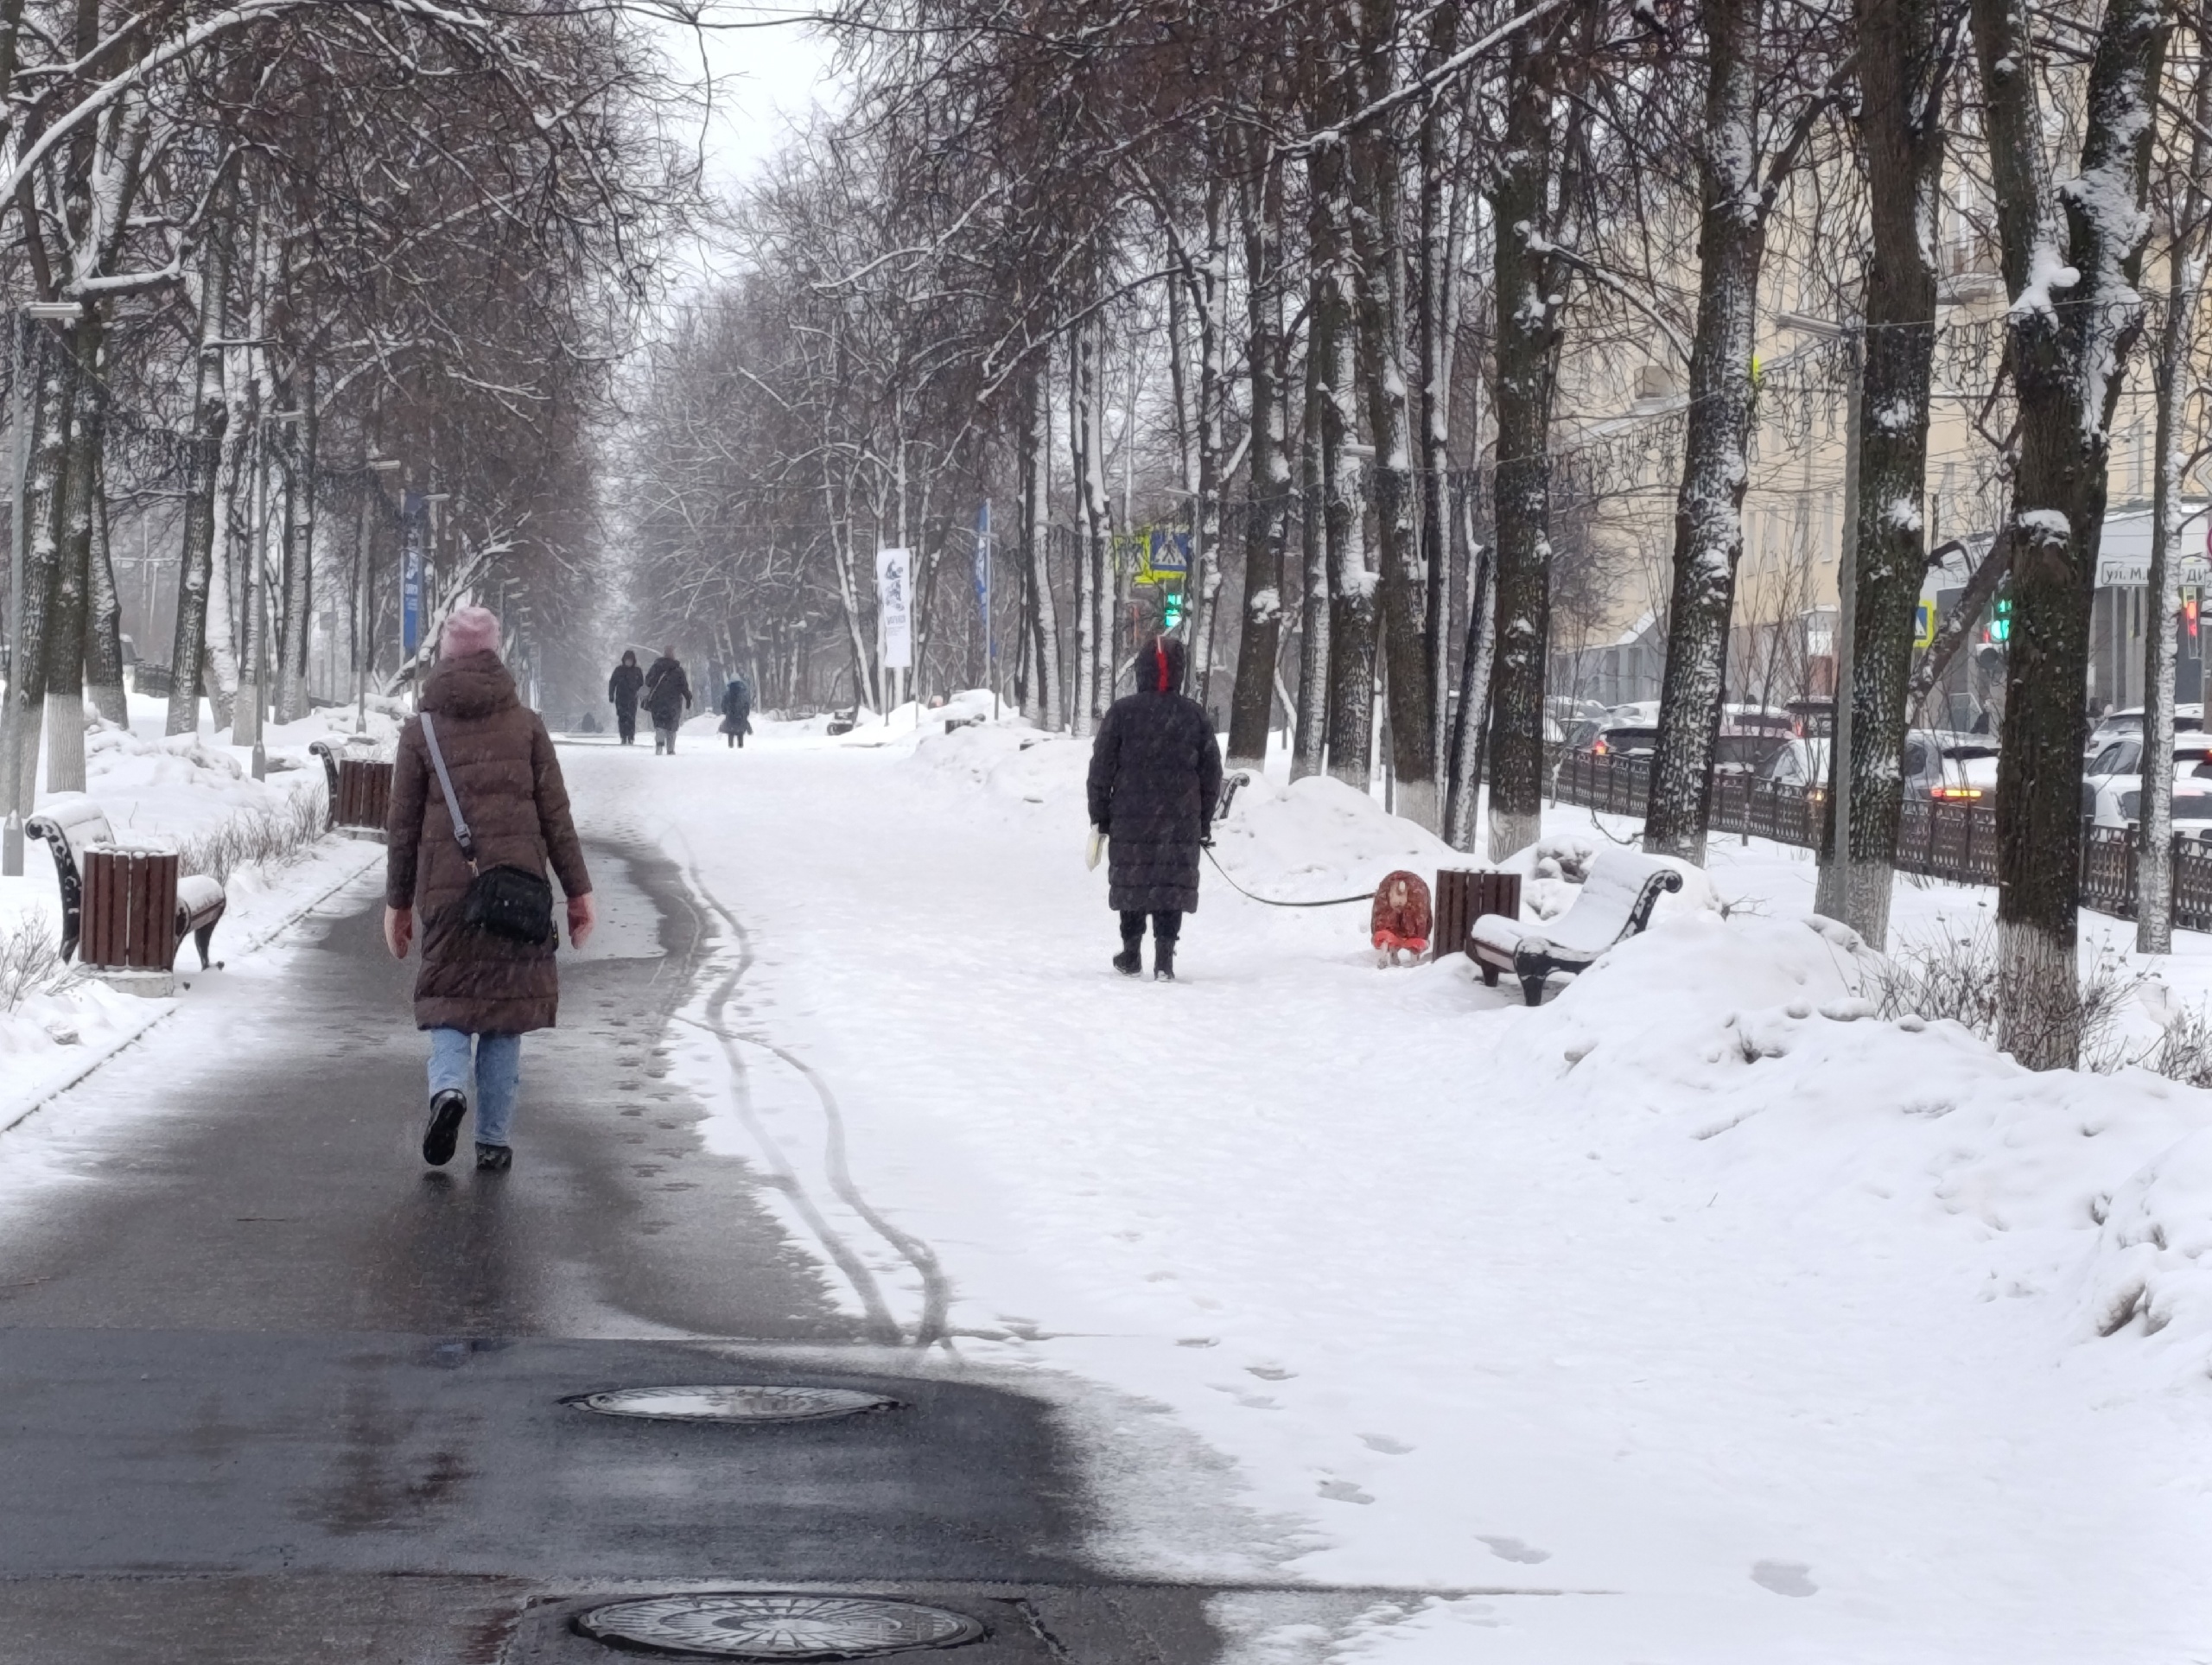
[0,836,384,1135]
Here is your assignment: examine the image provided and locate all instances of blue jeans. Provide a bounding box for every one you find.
[427,1028,523,1147]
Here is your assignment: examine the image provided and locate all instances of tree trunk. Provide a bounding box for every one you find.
[1352,0,1434,827]
[1830,0,1948,950]
[3,321,67,810]
[168,235,230,739]
[1228,139,1290,772]
[1187,171,1228,715]
[1023,356,1062,731]
[1971,0,2170,1066]
[2138,37,2212,954]
[276,378,316,723]
[1645,0,1765,864]
[1418,4,1463,794]
[43,315,104,794]
[1293,260,1332,779]
[1322,250,1376,793]
[85,449,124,728]
[1445,540,1497,851]
[1070,324,1100,736]
[1485,18,1565,860]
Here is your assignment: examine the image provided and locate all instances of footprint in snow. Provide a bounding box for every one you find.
[1751,1560,1817,1598]
[1317,1478,1374,1504]
[1246,1364,1294,1381]
[1478,1536,1552,1565]
[1358,1433,1413,1454]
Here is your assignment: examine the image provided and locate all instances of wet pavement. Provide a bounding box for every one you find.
[0,837,1228,1662]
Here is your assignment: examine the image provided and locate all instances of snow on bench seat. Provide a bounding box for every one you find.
[1471,847,1684,1006]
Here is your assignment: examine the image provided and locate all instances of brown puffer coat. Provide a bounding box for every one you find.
[385,651,592,1033]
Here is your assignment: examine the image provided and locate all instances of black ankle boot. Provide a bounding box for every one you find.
[1113,940,1143,976]
[475,1142,512,1172]
[422,1090,467,1166]
[1154,939,1176,981]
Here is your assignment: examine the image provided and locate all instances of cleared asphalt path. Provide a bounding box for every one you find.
[0,836,1224,1662]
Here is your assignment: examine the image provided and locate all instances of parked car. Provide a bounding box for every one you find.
[1758,736,1828,791]
[1787,696,1834,738]
[2083,729,2212,788]
[2086,772,2212,840]
[1582,723,1659,759]
[1903,731,2000,802]
[1713,727,1792,775]
[1725,703,1796,736]
[2086,704,2204,759]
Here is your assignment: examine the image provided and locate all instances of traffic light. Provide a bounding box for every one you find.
[1162,586,1185,629]
[2186,585,2202,642]
[1986,591,2012,645]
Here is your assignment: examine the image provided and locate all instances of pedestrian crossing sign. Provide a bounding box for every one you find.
[1914,600,1936,648]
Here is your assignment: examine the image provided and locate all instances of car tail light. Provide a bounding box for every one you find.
[1592,737,1608,755]
[1930,785,1984,801]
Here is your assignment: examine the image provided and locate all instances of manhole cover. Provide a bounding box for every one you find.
[574,1592,985,1659]
[567,1386,898,1424]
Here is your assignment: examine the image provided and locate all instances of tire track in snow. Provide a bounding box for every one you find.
[668,844,951,1349]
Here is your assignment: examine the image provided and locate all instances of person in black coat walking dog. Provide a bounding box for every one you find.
[1086,634,1223,980]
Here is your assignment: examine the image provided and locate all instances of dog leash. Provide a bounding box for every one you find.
[1203,843,1372,908]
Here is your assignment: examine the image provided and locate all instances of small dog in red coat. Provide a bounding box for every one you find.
[1371,869,1432,967]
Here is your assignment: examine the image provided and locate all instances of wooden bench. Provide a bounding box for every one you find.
[1470,848,1683,1005]
[23,796,227,974]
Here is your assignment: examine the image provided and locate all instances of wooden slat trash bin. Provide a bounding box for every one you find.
[1434,869,1523,959]
[80,841,181,995]
[310,739,392,839]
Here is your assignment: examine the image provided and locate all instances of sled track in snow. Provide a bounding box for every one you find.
[664,843,950,1350]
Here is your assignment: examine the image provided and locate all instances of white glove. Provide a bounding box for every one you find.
[1086,826,1107,871]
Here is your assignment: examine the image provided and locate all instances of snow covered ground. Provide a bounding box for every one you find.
[0,696,393,1128]
[569,696,2212,1664]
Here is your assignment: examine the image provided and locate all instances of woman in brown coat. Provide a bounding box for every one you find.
[384,607,595,1171]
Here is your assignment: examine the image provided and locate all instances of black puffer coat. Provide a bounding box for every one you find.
[643,656,691,728]
[1086,637,1224,913]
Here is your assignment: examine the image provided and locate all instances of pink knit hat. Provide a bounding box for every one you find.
[439,605,501,660]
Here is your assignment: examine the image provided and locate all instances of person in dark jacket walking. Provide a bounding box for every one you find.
[719,674,753,748]
[1086,634,1223,981]
[607,650,644,745]
[385,606,596,1171]
[643,646,691,753]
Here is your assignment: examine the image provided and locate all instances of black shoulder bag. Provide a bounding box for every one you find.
[420,711,556,946]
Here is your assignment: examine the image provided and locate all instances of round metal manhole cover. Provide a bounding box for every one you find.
[574,1592,985,1659]
[567,1385,898,1424]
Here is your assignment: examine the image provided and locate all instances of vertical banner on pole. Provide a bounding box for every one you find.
[401,492,426,660]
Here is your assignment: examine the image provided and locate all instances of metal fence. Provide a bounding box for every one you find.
[1547,750,2212,933]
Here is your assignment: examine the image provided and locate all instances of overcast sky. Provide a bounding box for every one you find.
[649,6,846,200]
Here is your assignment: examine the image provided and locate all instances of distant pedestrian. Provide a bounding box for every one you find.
[385,605,595,1173]
[719,674,753,748]
[642,645,691,754]
[1086,634,1223,981]
[607,650,644,746]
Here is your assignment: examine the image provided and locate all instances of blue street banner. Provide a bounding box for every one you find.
[401,491,426,656]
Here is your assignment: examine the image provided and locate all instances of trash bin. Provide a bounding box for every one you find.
[79,840,181,991]
[1434,868,1523,960]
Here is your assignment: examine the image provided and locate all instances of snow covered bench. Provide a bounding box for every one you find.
[23,796,226,971]
[1470,848,1682,1006]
